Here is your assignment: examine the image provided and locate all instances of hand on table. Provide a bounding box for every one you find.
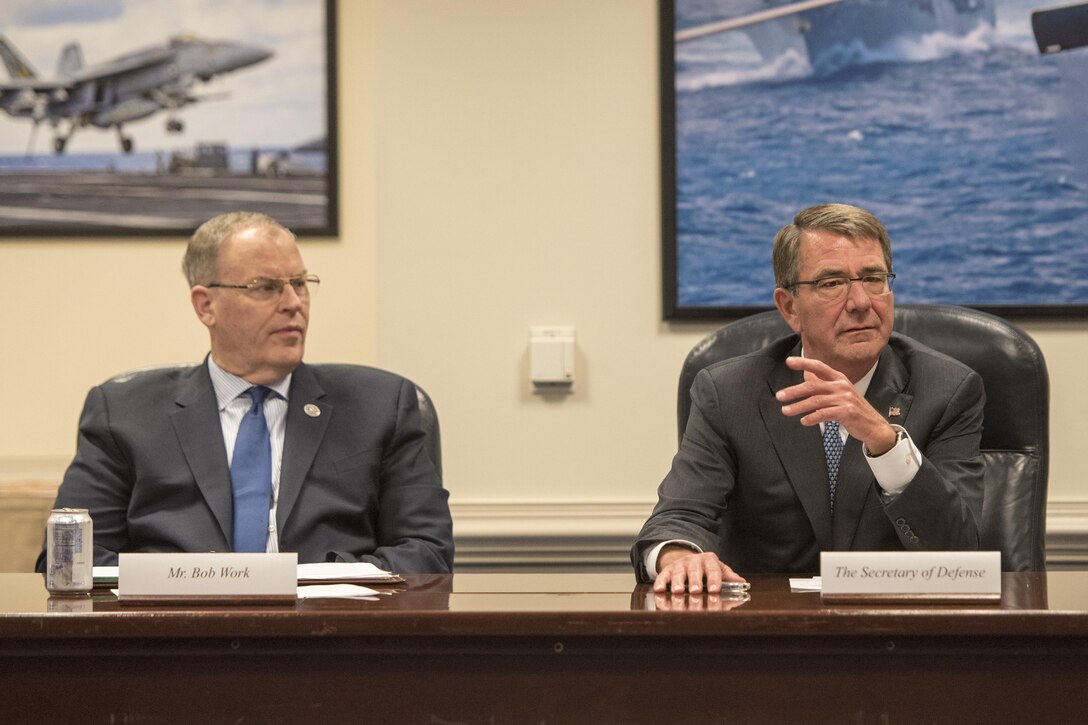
[653,546,746,595]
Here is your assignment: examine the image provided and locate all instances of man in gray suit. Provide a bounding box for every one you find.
[633,204,983,594]
[38,211,453,573]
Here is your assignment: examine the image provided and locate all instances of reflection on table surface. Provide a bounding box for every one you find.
[0,570,1075,617]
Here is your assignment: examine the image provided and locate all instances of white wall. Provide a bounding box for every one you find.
[1,0,1086,565]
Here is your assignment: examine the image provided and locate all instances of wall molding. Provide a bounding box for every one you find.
[0,456,69,484]
[1043,500,1088,569]
[450,501,649,569]
[452,499,1088,570]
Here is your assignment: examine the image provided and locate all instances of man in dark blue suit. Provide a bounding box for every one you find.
[39,211,453,573]
[633,204,983,594]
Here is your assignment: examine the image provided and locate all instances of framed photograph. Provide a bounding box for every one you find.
[661,0,1088,319]
[0,0,337,237]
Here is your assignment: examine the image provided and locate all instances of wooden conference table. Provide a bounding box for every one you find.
[2,570,1088,723]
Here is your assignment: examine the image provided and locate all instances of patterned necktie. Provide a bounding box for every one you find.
[230,386,272,552]
[823,420,843,511]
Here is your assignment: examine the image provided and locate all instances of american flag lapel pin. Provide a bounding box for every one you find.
[888,406,901,418]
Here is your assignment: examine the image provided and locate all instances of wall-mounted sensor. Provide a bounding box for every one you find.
[530,326,575,393]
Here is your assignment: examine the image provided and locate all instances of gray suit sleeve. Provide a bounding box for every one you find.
[36,386,134,570]
[334,378,454,573]
[631,369,734,582]
[884,369,985,550]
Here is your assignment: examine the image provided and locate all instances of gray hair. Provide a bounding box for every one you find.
[182,211,294,286]
[772,203,892,290]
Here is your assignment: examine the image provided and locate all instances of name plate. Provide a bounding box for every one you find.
[820,551,1001,604]
[118,552,298,605]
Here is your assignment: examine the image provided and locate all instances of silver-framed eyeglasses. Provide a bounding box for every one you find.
[793,272,895,301]
[207,274,320,301]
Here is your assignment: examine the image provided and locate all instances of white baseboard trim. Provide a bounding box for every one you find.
[451,499,1088,570]
[0,456,68,484]
[1043,500,1088,568]
[450,501,648,568]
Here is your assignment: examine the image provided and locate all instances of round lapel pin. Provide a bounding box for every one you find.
[304,403,321,418]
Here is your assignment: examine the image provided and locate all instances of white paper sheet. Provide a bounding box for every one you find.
[789,576,822,592]
[296,562,397,581]
[296,584,380,599]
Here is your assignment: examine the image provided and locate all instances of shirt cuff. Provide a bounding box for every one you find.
[644,540,702,577]
[863,424,921,496]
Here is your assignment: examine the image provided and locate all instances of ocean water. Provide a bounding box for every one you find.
[673,0,1088,310]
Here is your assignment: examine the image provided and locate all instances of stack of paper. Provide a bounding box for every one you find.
[296,562,402,584]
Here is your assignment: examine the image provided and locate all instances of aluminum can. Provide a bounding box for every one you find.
[45,508,93,593]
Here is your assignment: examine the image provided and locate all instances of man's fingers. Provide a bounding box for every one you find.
[775,381,810,404]
[705,564,723,593]
[785,355,840,380]
[655,552,744,594]
[721,563,746,583]
[684,557,705,593]
[653,568,677,593]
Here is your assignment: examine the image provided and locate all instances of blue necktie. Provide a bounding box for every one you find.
[230,386,272,552]
[823,420,843,511]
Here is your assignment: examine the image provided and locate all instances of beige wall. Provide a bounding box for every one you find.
[1,1,1086,560]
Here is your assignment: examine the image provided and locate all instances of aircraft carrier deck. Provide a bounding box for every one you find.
[0,171,332,235]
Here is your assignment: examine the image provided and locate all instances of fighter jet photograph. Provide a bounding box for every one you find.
[0,0,335,236]
[0,32,273,155]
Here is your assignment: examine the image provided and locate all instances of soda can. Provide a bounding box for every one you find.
[45,508,93,594]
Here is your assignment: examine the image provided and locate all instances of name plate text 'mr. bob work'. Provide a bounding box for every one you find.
[117,552,297,604]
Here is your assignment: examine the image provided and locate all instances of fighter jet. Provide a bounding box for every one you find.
[0,33,272,154]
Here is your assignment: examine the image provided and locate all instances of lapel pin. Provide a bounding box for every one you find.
[304,403,321,418]
[888,406,901,418]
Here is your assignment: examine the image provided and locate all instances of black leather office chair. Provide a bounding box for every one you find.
[112,364,443,481]
[414,384,442,480]
[677,304,1049,571]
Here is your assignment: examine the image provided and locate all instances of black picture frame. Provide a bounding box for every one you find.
[0,0,338,238]
[661,0,1088,320]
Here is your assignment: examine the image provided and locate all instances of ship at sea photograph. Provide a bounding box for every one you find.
[668,0,1088,314]
[0,0,334,236]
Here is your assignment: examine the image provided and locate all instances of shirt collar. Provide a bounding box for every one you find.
[207,356,292,411]
[854,360,878,397]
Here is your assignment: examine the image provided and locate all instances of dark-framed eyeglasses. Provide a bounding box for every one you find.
[207,274,320,301]
[793,273,895,301]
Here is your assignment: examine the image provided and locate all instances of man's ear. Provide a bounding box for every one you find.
[774,287,801,333]
[191,287,215,329]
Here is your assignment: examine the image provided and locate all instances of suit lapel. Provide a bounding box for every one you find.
[763,345,834,549]
[832,344,913,548]
[170,363,233,546]
[277,363,330,529]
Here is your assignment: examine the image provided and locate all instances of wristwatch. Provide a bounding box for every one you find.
[865,427,906,458]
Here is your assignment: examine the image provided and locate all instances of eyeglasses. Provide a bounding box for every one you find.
[207,274,320,301]
[793,273,895,301]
